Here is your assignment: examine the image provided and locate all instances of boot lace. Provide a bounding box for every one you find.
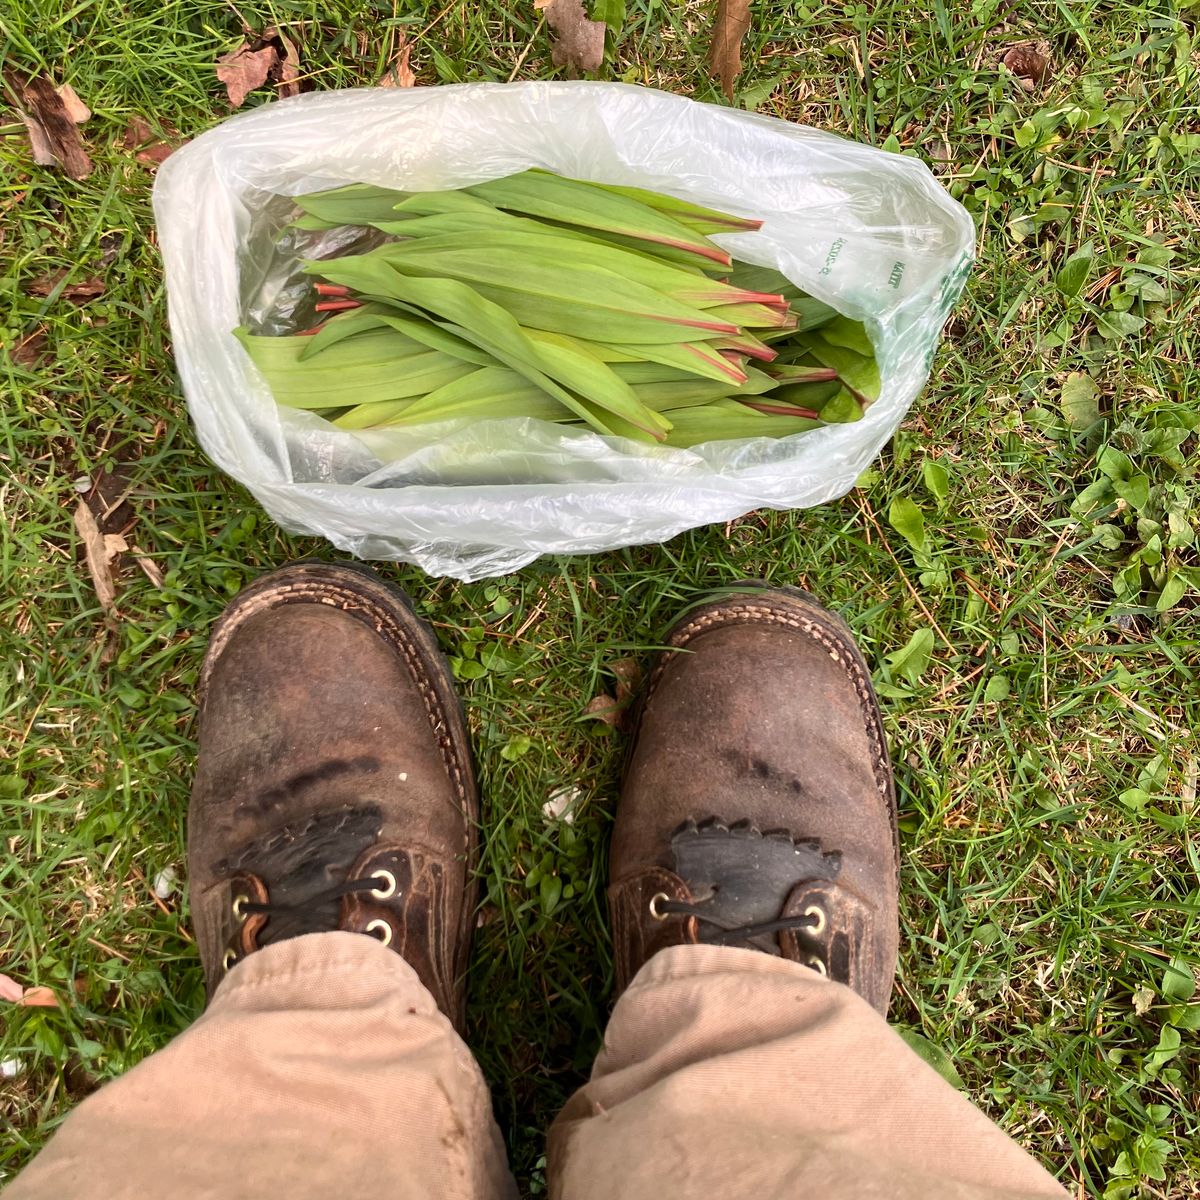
[224,870,398,969]
[649,890,828,975]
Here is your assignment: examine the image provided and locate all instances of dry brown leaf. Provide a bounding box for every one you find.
[26,270,105,301]
[217,29,303,108]
[216,43,279,109]
[56,82,91,123]
[7,327,48,368]
[19,986,60,1008]
[5,70,93,179]
[1002,43,1051,90]
[267,27,302,99]
[133,550,166,589]
[584,693,623,727]
[0,972,24,1003]
[380,36,416,88]
[122,116,178,166]
[536,0,605,74]
[74,500,126,613]
[709,0,752,101]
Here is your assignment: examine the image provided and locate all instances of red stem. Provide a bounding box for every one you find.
[314,299,363,312]
[740,400,821,419]
[314,283,351,297]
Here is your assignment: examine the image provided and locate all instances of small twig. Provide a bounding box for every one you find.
[86,936,131,962]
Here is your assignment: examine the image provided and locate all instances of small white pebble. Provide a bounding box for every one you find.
[1,1058,23,1078]
[398,772,408,782]
[73,474,92,493]
[152,867,177,900]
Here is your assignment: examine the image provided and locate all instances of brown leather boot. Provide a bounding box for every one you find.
[187,561,477,1030]
[609,584,899,1013]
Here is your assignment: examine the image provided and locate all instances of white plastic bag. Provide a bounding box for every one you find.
[154,82,973,581]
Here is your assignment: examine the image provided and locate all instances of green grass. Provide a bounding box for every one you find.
[1,0,1198,1195]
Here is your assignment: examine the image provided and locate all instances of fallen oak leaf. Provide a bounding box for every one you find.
[709,0,752,101]
[4,69,93,179]
[6,327,48,368]
[56,82,91,123]
[536,0,605,74]
[122,116,179,166]
[266,26,302,99]
[131,548,166,589]
[1001,43,1051,91]
[74,499,127,613]
[26,270,104,302]
[216,41,279,110]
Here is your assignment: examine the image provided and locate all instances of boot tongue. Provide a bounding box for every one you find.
[222,806,382,944]
[670,818,841,955]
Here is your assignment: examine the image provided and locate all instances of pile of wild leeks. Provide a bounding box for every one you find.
[236,169,879,449]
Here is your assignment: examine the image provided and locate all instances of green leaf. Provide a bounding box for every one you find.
[1055,240,1095,297]
[1071,478,1115,516]
[1143,1024,1181,1077]
[1096,310,1146,340]
[817,388,864,423]
[1014,119,1039,148]
[1167,1004,1200,1031]
[738,71,789,112]
[1133,1134,1171,1182]
[1060,372,1101,430]
[895,1027,965,1089]
[589,0,625,31]
[466,170,728,269]
[1097,447,1134,482]
[888,496,927,553]
[540,872,563,915]
[500,734,533,761]
[1118,787,1150,812]
[983,674,1011,702]
[294,182,412,226]
[921,460,950,504]
[1155,572,1188,613]
[1112,473,1150,512]
[886,627,935,686]
[1160,958,1196,1002]
[1136,241,1174,268]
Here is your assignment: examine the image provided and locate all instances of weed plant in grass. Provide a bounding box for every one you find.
[1,0,1197,1196]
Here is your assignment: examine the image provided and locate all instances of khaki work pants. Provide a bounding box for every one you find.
[7,933,1070,1200]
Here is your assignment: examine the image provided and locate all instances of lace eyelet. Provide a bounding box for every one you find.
[369,869,398,900]
[803,903,827,935]
[222,948,239,971]
[366,918,394,947]
[648,892,671,921]
[232,893,250,921]
[804,954,827,977]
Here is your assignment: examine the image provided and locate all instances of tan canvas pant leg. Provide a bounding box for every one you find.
[6,932,516,1200]
[549,945,1070,1200]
